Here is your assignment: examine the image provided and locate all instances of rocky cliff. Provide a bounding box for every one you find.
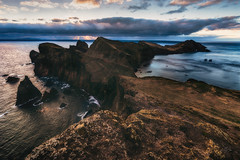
[26,38,240,159]
[29,38,209,106]
[26,76,240,159]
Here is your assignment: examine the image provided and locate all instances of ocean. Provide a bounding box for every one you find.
[136,41,240,91]
[0,40,240,159]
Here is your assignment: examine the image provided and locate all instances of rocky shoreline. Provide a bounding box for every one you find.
[25,38,240,159]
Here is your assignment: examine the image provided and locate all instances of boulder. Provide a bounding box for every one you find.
[16,76,42,107]
[2,74,8,77]
[59,103,67,109]
[6,76,20,84]
[41,88,59,102]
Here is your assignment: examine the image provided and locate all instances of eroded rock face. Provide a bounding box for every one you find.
[30,37,209,107]
[16,76,42,107]
[26,108,240,159]
[26,37,240,159]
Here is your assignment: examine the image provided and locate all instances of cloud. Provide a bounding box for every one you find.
[170,0,201,6]
[169,0,239,9]
[20,7,39,12]
[52,18,69,23]
[163,6,187,14]
[0,0,18,14]
[69,17,79,20]
[128,1,151,12]
[20,0,59,8]
[0,16,239,39]
[65,0,131,9]
[0,18,8,21]
[198,0,224,8]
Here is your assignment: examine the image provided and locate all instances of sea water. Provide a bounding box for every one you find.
[0,41,92,159]
[136,41,240,91]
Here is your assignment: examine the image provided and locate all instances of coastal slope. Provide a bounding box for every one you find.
[26,38,240,159]
[26,76,240,159]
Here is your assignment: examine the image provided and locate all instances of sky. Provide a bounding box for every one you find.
[0,0,240,41]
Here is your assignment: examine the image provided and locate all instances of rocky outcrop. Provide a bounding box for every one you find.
[27,38,240,159]
[30,38,210,107]
[165,40,210,53]
[6,76,20,84]
[26,75,240,159]
[139,40,210,55]
[16,76,42,107]
[41,88,59,102]
[69,40,88,52]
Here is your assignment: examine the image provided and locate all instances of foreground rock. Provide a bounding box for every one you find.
[6,76,20,84]
[16,76,42,107]
[26,76,240,159]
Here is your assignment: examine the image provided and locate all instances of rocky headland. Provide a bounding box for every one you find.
[25,38,240,159]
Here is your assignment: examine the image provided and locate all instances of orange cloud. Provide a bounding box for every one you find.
[198,0,221,8]
[73,0,101,6]
[170,0,201,6]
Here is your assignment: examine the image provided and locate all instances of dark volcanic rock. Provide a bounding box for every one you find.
[2,74,8,77]
[69,40,88,53]
[30,50,39,63]
[165,40,210,53]
[42,88,59,102]
[59,103,67,108]
[6,76,20,84]
[76,40,88,52]
[26,37,240,160]
[16,76,42,107]
[29,37,211,110]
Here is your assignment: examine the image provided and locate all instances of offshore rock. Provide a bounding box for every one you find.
[16,76,42,107]
[6,76,20,84]
[41,88,59,102]
[165,40,210,53]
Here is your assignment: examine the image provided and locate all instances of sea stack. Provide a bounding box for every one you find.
[16,76,42,107]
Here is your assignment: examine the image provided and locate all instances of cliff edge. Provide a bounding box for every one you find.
[25,38,240,159]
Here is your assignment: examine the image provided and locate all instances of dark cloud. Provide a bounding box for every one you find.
[38,18,44,21]
[128,1,151,12]
[69,17,79,20]
[0,18,8,21]
[169,0,239,9]
[0,16,239,39]
[163,6,187,14]
[52,18,68,23]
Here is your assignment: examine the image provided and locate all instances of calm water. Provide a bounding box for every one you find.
[0,41,93,160]
[136,41,240,91]
[0,40,240,159]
